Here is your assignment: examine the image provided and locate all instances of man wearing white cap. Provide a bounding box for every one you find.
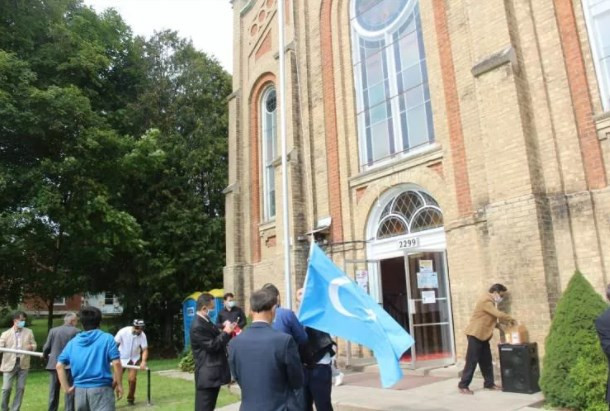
[114,320,148,406]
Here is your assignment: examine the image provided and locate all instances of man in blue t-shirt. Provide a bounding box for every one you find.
[56,307,123,411]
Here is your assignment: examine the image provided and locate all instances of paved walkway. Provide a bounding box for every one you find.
[160,367,544,410]
[216,373,544,411]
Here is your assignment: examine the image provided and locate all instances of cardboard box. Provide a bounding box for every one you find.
[504,323,529,344]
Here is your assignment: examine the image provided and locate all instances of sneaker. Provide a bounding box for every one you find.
[334,372,344,387]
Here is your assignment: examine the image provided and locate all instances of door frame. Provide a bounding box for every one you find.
[403,249,456,369]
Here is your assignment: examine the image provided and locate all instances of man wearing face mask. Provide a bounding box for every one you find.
[458,283,515,395]
[114,319,148,406]
[216,293,247,331]
[0,311,36,411]
[191,293,235,411]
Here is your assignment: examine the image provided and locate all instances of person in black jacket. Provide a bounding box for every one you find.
[301,327,335,411]
[595,284,610,410]
[228,288,304,411]
[190,293,235,411]
[216,293,247,330]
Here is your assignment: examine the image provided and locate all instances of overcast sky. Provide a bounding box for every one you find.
[84,0,234,72]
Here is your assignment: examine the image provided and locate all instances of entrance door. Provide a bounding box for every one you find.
[404,251,455,367]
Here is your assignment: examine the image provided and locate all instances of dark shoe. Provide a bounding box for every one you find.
[458,387,474,395]
[127,400,135,406]
[484,384,502,391]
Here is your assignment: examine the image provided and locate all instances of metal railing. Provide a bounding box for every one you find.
[0,348,152,405]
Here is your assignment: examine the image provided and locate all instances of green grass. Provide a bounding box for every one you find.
[16,359,239,410]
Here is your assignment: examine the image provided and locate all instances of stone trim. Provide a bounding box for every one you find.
[471,46,516,78]
[349,145,443,188]
[222,182,239,194]
[226,89,240,102]
[596,112,610,141]
[240,0,256,17]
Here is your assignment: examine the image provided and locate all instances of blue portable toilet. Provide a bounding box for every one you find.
[183,289,225,349]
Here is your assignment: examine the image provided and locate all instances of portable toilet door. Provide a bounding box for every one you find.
[183,292,201,349]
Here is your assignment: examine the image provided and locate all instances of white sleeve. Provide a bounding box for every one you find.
[114,328,123,344]
[141,333,148,349]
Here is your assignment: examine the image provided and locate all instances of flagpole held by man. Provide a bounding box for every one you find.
[298,243,414,388]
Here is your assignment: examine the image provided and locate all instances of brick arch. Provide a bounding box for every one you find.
[249,72,276,263]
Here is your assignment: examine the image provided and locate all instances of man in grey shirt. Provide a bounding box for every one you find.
[43,313,79,411]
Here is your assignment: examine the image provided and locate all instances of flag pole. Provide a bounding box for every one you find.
[278,0,292,309]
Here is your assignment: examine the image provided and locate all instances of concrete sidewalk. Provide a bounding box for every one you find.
[216,374,544,411]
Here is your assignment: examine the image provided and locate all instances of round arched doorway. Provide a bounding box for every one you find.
[365,185,455,368]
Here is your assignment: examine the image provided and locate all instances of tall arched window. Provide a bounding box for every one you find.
[351,0,434,168]
[582,0,610,110]
[261,87,277,221]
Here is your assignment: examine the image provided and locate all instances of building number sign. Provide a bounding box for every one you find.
[398,237,419,249]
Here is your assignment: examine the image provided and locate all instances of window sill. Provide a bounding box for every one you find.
[259,219,276,233]
[349,144,443,189]
[595,111,610,141]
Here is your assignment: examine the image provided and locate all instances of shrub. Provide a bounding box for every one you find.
[540,271,608,409]
[179,349,195,373]
[569,351,607,411]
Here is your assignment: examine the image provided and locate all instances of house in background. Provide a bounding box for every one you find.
[23,292,123,316]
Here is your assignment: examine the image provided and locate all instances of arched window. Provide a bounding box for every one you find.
[351,0,434,168]
[261,87,277,220]
[582,0,610,110]
[376,189,442,239]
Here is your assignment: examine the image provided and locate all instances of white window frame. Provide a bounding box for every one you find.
[582,0,610,111]
[53,297,66,306]
[351,0,434,170]
[104,292,115,306]
[261,87,277,221]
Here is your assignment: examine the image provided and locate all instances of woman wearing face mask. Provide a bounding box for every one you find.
[458,283,515,395]
[216,293,247,331]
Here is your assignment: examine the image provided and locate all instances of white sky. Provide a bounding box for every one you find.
[84,0,234,72]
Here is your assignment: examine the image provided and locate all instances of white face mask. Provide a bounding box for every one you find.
[227,301,236,309]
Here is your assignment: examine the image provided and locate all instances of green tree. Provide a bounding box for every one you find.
[117,31,231,351]
[540,271,608,409]
[0,1,146,329]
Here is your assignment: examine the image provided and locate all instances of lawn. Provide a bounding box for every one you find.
[17,359,240,410]
[4,317,240,409]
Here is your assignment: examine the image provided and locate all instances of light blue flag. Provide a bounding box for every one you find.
[298,244,414,388]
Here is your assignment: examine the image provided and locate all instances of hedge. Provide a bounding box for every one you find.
[540,271,608,410]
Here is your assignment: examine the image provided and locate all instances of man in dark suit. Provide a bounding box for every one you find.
[190,293,235,411]
[43,312,80,411]
[595,284,610,410]
[228,289,304,411]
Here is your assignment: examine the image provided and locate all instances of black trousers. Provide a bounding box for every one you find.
[458,335,495,389]
[48,369,74,411]
[195,386,220,411]
[304,364,333,411]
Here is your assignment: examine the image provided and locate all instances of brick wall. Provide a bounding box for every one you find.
[226,0,610,366]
